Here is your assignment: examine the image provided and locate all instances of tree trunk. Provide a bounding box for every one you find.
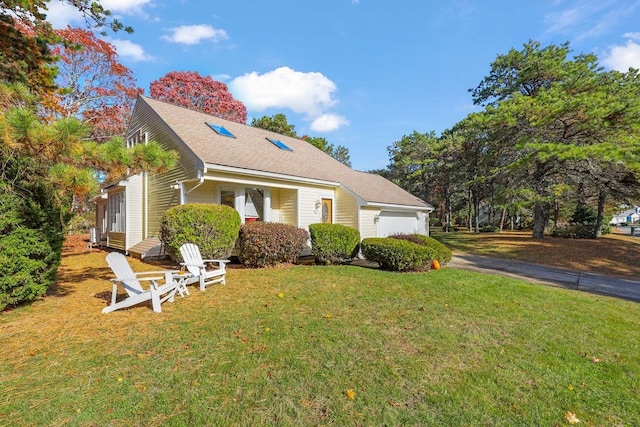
[499,207,507,232]
[532,202,549,238]
[467,189,472,232]
[593,191,606,238]
[473,188,480,233]
[444,187,451,232]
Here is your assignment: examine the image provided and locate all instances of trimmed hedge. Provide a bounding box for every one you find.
[159,203,241,261]
[361,237,435,272]
[309,223,360,265]
[237,222,308,268]
[389,234,453,265]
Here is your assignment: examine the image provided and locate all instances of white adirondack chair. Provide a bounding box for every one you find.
[179,243,229,291]
[103,252,180,314]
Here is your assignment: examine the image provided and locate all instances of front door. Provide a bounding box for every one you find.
[321,198,333,223]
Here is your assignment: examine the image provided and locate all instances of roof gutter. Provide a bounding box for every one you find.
[204,163,339,188]
[365,202,434,213]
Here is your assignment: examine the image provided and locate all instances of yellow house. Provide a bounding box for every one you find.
[95,96,433,256]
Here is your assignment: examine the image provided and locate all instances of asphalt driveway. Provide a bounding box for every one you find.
[449,254,640,302]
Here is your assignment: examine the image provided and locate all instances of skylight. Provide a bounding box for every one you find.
[206,122,235,138]
[267,137,293,151]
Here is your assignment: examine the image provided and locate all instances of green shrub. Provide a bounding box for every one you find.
[552,205,611,239]
[361,237,435,272]
[0,193,60,311]
[309,223,360,265]
[159,204,241,261]
[479,225,499,233]
[551,224,598,239]
[571,204,597,224]
[237,222,308,268]
[389,234,453,265]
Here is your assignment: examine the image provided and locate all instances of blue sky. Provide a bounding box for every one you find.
[47,0,640,171]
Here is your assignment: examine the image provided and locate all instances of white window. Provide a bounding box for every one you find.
[127,130,146,148]
[109,191,125,232]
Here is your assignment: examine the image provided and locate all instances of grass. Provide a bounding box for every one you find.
[432,229,640,278]
[0,235,639,426]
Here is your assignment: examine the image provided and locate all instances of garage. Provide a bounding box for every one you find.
[377,210,426,237]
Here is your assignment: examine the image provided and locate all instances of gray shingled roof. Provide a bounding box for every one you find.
[139,96,431,209]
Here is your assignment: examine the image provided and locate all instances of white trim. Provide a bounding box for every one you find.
[365,202,434,213]
[204,163,339,188]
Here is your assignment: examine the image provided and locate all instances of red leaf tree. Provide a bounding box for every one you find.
[150,71,247,123]
[50,27,143,141]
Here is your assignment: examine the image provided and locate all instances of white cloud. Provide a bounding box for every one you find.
[623,32,640,40]
[543,1,636,41]
[212,74,232,82]
[44,0,152,28]
[44,2,85,28]
[544,7,583,34]
[110,39,154,62]
[602,39,640,71]
[230,66,338,118]
[310,114,350,132]
[100,0,152,14]
[162,24,228,45]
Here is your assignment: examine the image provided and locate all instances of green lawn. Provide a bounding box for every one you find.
[1,250,639,426]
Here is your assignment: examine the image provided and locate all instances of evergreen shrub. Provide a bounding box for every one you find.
[389,234,453,265]
[361,237,435,272]
[160,203,241,261]
[237,222,308,268]
[309,223,360,265]
[0,193,60,310]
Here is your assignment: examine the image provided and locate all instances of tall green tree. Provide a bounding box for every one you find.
[471,41,640,238]
[385,131,437,203]
[302,135,351,167]
[251,113,297,137]
[251,113,352,167]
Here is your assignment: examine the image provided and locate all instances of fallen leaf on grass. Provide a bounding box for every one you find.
[565,411,580,424]
[346,389,356,400]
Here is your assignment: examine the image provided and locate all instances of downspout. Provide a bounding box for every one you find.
[186,169,206,194]
[143,132,149,239]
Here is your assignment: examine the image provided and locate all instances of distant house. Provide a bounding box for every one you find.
[94,96,433,256]
[610,206,640,225]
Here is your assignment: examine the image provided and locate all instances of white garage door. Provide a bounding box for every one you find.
[377,211,421,237]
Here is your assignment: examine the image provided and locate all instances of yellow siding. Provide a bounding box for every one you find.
[134,101,198,237]
[147,168,189,237]
[360,207,380,239]
[108,232,125,251]
[278,188,298,225]
[185,180,217,204]
[334,186,358,229]
[298,187,332,230]
[270,188,282,222]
